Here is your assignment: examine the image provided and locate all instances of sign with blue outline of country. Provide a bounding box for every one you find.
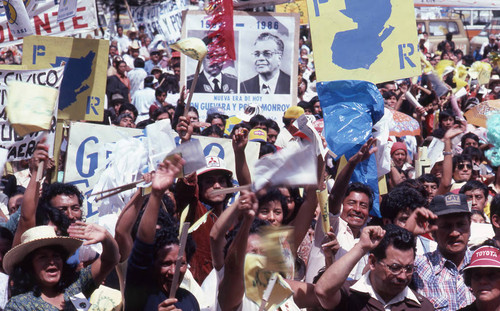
[306,0,421,83]
[22,35,108,121]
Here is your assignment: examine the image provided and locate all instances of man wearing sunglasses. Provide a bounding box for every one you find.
[412,193,474,310]
[315,224,432,310]
[240,32,291,94]
[451,154,473,191]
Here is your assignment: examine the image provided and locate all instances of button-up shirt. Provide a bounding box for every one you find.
[412,248,474,311]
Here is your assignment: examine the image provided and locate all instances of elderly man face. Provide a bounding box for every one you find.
[252,39,282,78]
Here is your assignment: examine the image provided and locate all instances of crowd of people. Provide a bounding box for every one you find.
[1,7,500,311]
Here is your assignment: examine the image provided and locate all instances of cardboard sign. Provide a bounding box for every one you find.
[464,99,500,128]
[306,0,421,83]
[0,0,98,47]
[22,36,109,121]
[276,0,309,25]
[0,65,64,161]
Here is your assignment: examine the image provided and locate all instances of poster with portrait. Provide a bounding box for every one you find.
[181,11,299,125]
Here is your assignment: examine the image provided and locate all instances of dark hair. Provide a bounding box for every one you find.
[154,226,195,263]
[223,218,269,258]
[206,113,226,128]
[380,187,428,222]
[267,119,280,134]
[459,180,489,198]
[371,224,416,260]
[201,125,224,138]
[255,32,284,54]
[115,60,126,69]
[134,58,145,68]
[158,73,180,94]
[417,174,440,187]
[131,194,176,241]
[461,132,480,149]
[258,188,288,222]
[470,209,487,221]
[452,154,472,171]
[35,206,72,236]
[155,88,166,98]
[249,115,268,130]
[298,100,312,111]
[152,106,171,121]
[491,194,500,218]
[40,183,83,208]
[259,142,277,158]
[283,187,304,224]
[118,103,138,120]
[10,245,79,297]
[395,179,428,201]
[0,227,13,256]
[8,185,25,198]
[382,91,397,100]
[439,109,455,124]
[344,182,374,209]
[462,146,483,162]
[114,113,135,126]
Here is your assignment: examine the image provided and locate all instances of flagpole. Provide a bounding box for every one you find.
[183,59,203,117]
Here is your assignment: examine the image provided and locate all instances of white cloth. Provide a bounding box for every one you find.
[0,272,9,309]
[114,35,130,55]
[132,87,156,123]
[305,211,367,283]
[275,128,294,149]
[123,54,136,70]
[350,271,421,311]
[128,67,147,98]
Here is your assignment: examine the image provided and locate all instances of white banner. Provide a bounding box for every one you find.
[0,0,98,47]
[414,0,500,7]
[130,0,187,45]
[0,66,65,161]
[64,122,260,222]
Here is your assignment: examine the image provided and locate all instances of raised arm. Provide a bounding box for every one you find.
[232,127,251,186]
[68,221,119,285]
[218,192,258,311]
[329,138,377,215]
[114,189,145,263]
[436,123,465,195]
[315,226,385,310]
[137,155,184,244]
[291,185,318,255]
[209,191,253,270]
[13,139,49,246]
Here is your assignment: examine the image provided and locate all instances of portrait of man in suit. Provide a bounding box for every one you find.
[187,37,237,94]
[240,32,291,94]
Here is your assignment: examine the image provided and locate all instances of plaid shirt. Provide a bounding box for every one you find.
[412,249,474,311]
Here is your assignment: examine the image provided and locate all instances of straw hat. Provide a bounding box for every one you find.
[3,226,82,274]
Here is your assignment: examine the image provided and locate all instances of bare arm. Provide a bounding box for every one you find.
[218,193,258,311]
[286,280,320,308]
[291,185,317,255]
[233,127,251,186]
[436,124,465,195]
[114,189,144,263]
[13,139,48,246]
[329,138,377,215]
[315,226,385,310]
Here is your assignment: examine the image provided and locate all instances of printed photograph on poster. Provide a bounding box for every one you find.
[181,11,299,125]
[185,30,238,94]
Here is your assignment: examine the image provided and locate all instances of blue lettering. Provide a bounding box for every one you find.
[75,136,99,178]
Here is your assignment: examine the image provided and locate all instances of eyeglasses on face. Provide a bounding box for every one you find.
[378,261,415,275]
[457,163,472,170]
[252,50,280,58]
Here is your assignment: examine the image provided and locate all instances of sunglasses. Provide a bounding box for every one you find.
[457,163,472,170]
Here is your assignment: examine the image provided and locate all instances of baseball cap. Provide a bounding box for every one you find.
[464,246,500,271]
[429,193,470,216]
[207,106,228,119]
[151,66,163,74]
[249,129,267,143]
[284,106,304,119]
[196,156,233,177]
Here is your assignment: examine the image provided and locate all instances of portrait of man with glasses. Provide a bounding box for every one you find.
[240,32,291,94]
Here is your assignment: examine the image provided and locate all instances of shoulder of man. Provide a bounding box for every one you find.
[410,289,435,310]
[223,73,237,80]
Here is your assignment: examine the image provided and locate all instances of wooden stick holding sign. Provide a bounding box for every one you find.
[169,222,190,298]
[169,38,208,117]
[258,273,278,311]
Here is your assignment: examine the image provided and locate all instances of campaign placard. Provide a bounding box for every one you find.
[22,36,109,122]
[181,11,299,124]
[306,0,421,83]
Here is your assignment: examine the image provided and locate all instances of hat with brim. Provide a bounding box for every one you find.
[196,156,233,177]
[489,74,500,89]
[463,246,500,272]
[3,226,82,275]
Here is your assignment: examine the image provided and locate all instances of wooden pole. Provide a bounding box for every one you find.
[169,222,190,298]
[183,59,203,117]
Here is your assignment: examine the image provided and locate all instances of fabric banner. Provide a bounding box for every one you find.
[130,0,187,45]
[0,0,98,47]
[0,65,64,162]
[22,36,109,122]
[306,0,421,83]
[64,122,260,222]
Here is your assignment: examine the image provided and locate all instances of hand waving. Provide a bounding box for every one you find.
[152,155,185,195]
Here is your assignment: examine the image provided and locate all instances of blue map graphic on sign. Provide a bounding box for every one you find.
[331,0,394,69]
[50,51,95,110]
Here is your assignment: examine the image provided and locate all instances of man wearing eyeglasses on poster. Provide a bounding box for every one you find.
[315,224,433,310]
[240,32,291,94]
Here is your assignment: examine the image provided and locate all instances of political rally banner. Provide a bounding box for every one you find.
[276,0,309,26]
[181,11,299,125]
[130,0,187,45]
[0,65,65,161]
[306,0,421,83]
[22,36,109,122]
[64,122,260,222]
[0,0,98,47]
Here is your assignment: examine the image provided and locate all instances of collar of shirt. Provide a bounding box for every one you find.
[259,71,280,94]
[429,248,473,275]
[350,271,421,309]
[205,72,222,91]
